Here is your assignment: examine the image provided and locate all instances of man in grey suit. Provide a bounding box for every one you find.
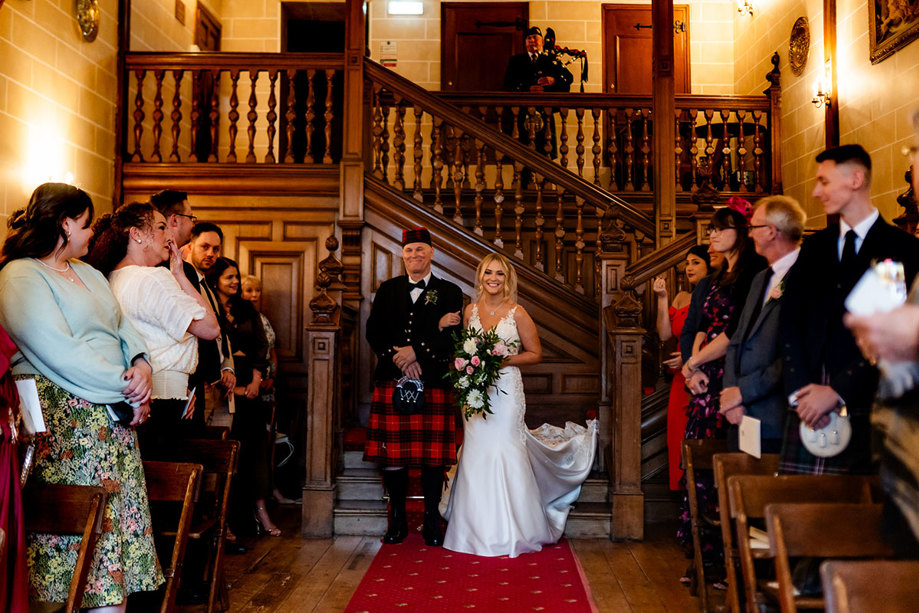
[720,195,806,453]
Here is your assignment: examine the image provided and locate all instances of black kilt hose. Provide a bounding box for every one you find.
[363,273,463,468]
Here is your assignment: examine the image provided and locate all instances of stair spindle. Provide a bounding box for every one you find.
[574,196,585,294]
[380,101,390,181]
[151,70,165,162]
[323,69,335,163]
[554,188,566,282]
[370,83,383,178]
[674,109,683,192]
[607,109,619,190]
[575,108,586,179]
[720,109,731,189]
[689,108,699,191]
[412,107,424,202]
[752,110,764,191]
[542,105,553,157]
[623,108,635,191]
[393,95,406,191]
[736,109,747,192]
[432,116,444,213]
[473,140,485,236]
[284,69,296,163]
[559,107,569,171]
[265,69,278,164]
[227,69,240,163]
[131,69,145,163]
[592,108,602,186]
[534,180,545,272]
[208,71,220,162]
[305,69,317,163]
[169,70,183,162]
[640,108,651,191]
[246,70,259,164]
[189,70,199,162]
[452,123,465,225]
[513,163,525,259]
[493,154,504,248]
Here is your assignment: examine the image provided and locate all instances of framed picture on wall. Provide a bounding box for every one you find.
[870,1,919,64]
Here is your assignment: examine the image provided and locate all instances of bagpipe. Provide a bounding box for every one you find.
[544,27,589,92]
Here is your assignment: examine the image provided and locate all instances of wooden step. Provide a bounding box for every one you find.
[564,502,612,538]
[577,473,609,503]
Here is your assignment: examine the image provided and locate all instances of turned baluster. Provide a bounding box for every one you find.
[542,106,553,157]
[432,116,444,213]
[513,163,525,259]
[554,188,566,282]
[510,106,520,141]
[227,69,240,163]
[370,83,383,178]
[452,124,465,224]
[392,95,406,191]
[473,140,485,236]
[534,180,545,272]
[607,109,620,190]
[265,69,278,164]
[640,108,651,191]
[752,110,764,191]
[246,70,259,164]
[736,109,747,192]
[574,196,585,294]
[151,70,165,163]
[208,72,220,162]
[461,107,473,188]
[493,155,504,248]
[168,70,183,162]
[189,70,200,163]
[674,109,683,192]
[592,108,602,186]
[412,107,424,201]
[284,69,297,163]
[444,124,455,190]
[131,69,145,162]
[559,107,569,170]
[720,109,732,189]
[380,102,390,181]
[526,106,538,155]
[623,108,636,190]
[323,69,335,163]
[575,108,586,178]
[703,109,715,160]
[689,108,699,191]
[305,69,316,163]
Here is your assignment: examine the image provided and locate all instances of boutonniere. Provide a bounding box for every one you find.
[767,280,785,303]
[425,290,439,306]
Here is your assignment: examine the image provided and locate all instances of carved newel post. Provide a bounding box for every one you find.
[605,286,645,540]
[303,236,343,537]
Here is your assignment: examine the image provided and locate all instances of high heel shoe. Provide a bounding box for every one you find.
[254,506,282,537]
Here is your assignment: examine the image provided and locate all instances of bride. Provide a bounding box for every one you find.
[441,253,598,558]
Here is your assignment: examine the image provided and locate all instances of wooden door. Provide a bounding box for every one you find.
[441,2,529,91]
[602,4,690,94]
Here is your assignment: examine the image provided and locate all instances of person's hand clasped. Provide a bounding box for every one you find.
[663,351,682,370]
[720,386,743,412]
[652,276,667,297]
[844,305,919,365]
[536,76,555,87]
[793,384,840,429]
[244,371,261,399]
[123,359,153,405]
[439,311,461,331]
[682,355,699,379]
[720,404,745,425]
[392,345,417,370]
[130,402,150,427]
[220,370,236,397]
[686,370,709,395]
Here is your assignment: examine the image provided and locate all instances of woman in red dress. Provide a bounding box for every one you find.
[653,245,712,491]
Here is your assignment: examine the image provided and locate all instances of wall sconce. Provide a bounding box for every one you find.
[737,0,754,17]
[812,61,832,108]
[388,1,423,15]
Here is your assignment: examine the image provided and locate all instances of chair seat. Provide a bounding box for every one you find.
[163,516,216,540]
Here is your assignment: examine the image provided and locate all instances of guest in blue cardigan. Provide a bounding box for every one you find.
[0,183,163,611]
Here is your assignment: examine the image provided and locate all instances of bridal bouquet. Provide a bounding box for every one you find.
[445,327,516,420]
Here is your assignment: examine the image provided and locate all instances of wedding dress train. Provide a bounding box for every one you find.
[441,305,598,558]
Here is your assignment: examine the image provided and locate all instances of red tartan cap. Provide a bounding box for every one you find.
[402,227,432,246]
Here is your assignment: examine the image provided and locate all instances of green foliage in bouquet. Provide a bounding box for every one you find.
[445,326,516,420]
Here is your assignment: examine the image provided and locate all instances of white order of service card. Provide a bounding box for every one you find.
[738,415,761,459]
[16,378,46,434]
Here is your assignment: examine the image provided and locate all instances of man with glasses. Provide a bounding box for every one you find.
[720,196,805,453]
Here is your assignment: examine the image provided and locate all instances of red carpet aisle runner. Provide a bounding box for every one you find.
[345,534,598,612]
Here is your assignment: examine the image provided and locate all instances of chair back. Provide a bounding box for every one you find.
[713,452,780,613]
[766,503,893,613]
[821,559,919,613]
[23,483,108,613]
[143,460,203,613]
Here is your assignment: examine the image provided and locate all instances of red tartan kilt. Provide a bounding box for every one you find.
[363,381,457,467]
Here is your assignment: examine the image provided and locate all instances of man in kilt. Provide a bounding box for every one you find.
[779,145,919,475]
[364,227,463,546]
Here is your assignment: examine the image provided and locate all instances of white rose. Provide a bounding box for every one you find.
[457,376,470,389]
[462,338,478,355]
[466,389,484,409]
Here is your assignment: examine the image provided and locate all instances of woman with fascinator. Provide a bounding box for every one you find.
[675,199,766,586]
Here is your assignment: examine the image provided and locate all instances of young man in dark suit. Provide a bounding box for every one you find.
[363,227,463,546]
[779,144,919,475]
[721,195,805,453]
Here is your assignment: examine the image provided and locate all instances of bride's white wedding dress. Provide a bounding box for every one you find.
[441,304,598,558]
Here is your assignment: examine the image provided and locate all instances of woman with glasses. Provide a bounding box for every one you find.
[675,202,766,588]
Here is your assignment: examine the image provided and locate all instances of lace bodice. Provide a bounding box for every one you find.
[470,304,520,354]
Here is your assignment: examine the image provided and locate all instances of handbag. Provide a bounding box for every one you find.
[392,376,425,415]
[798,406,851,458]
[106,401,135,426]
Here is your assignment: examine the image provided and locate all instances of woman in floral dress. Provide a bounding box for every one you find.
[0,183,163,611]
[676,202,766,585]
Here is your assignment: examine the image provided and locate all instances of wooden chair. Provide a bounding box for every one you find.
[821,559,919,613]
[727,474,876,613]
[766,503,894,613]
[682,438,730,612]
[713,452,780,613]
[164,439,239,613]
[143,460,203,613]
[201,425,230,440]
[23,483,107,613]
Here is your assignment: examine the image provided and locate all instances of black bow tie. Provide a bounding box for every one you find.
[409,280,426,291]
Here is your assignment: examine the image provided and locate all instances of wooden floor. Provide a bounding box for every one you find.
[181,508,715,612]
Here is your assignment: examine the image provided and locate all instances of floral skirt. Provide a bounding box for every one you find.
[22,375,163,607]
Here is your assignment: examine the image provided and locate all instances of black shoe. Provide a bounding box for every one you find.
[422,510,443,547]
[383,508,409,544]
[382,469,409,544]
[224,541,248,555]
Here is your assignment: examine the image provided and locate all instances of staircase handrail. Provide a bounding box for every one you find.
[364,60,655,238]
[622,231,699,290]
[436,91,772,113]
[124,51,345,71]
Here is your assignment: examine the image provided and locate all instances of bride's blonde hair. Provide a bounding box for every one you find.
[474,253,518,304]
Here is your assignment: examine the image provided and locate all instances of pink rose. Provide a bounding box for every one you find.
[493,342,508,357]
[470,355,481,366]
[466,365,474,374]
[454,357,468,370]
